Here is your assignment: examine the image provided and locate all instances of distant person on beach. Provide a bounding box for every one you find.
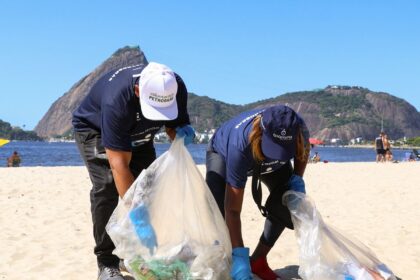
[385,148,393,162]
[375,132,386,162]
[383,134,393,162]
[311,151,321,163]
[7,151,21,167]
[72,62,194,280]
[206,105,310,280]
[408,152,416,162]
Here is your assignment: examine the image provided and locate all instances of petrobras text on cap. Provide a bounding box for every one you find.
[148,93,175,103]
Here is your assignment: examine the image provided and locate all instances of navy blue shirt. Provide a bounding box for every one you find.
[72,64,190,151]
[211,108,308,188]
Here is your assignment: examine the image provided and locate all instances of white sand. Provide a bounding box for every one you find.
[1,162,419,279]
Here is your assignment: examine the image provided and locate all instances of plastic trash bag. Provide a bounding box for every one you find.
[106,138,231,280]
[282,191,397,280]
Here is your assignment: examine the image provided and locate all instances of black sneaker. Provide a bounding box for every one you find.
[98,266,124,280]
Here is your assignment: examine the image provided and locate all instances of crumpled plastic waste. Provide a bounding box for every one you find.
[282,191,397,280]
[106,138,231,279]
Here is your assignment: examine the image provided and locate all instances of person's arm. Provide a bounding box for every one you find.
[100,89,137,197]
[294,127,310,176]
[165,126,176,141]
[105,148,134,197]
[225,184,254,280]
[224,184,245,248]
[294,156,308,176]
[288,124,311,193]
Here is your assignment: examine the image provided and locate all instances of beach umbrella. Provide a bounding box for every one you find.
[0,138,10,147]
[309,138,324,145]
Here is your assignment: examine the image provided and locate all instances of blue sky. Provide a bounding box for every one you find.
[1,1,419,130]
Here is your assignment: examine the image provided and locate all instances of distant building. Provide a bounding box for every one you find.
[349,137,364,145]
[330,138,342,145]
[154,129,217,144]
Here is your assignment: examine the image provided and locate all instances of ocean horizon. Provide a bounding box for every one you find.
[0,141,417,167]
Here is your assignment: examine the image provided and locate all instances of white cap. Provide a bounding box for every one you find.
[139,62,178,120]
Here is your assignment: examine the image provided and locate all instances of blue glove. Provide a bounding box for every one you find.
[288,174,306,193]
[129,205,157,254]
[176,125,195,145]
[231,247,253,280]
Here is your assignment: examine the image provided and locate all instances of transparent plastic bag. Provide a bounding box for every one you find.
[282,191,397,280]
[106,138,231,280]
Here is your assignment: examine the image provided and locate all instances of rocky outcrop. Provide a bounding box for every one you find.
[34,46,148,138]
[35,47,420,142]
[247,86,420,141]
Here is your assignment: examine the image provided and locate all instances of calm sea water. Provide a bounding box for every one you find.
[0,141,414,167]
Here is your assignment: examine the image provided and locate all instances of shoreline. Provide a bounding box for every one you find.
[315,144,420,150]
[4,139,420,150]
[1,159,419,170]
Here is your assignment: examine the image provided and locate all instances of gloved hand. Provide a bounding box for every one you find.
[129,205,157,254]
[231,247,253,280]
[176,125,195,145]
[288,174,306,193]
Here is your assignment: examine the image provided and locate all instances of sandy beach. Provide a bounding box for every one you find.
[1,162,419,280]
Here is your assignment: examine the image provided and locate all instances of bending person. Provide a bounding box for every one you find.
[206,105,310,280]
[72,62,195,280]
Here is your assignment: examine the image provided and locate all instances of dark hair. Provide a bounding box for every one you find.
[249,115,265,162]
[295,127,311,162]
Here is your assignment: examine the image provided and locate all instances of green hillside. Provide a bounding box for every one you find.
[0,120,42,141]
[187,93,243,131]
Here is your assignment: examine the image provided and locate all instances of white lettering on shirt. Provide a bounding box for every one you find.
[234,110,265,129]
[108,64,143,81]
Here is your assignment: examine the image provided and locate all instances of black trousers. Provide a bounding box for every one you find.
[74,129,156,267]
[206,149,293,247]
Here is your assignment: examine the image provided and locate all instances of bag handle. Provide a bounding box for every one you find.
[251,163,268,217]
[251,162,295,228]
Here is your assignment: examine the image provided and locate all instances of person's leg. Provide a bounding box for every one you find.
[376,150,381,162]
[205,149,227,217]
[250,162,293,280]
[75,130,121,269]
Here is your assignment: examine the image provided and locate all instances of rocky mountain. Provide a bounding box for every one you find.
[34,46,148,138]
[189,86,420,141]
[35,46,420,142]
[245,86,420,141]
[187,93,243,131]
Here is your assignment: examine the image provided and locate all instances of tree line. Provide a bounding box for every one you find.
[0,120,42,141]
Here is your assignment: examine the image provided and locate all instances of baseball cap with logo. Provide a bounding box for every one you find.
[139,62,178,120]
[260,105,301,160]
